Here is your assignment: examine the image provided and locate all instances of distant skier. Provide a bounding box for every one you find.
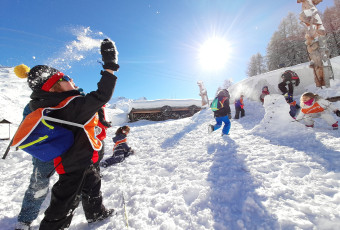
[296,92,340,130]
[209,89,231,136]
[278,70,300,103]
[234,95,245,119]
[100,126,135,167]
[260,86,270,104]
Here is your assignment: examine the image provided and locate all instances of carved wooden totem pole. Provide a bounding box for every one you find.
[197,81,209,106]
[298,0,334,87]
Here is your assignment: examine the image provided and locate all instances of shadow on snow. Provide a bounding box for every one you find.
[206,136,279,229]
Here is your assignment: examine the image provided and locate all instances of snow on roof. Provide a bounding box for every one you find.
[130,99,203,110]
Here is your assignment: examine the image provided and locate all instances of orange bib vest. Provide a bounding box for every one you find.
[12,96,102,157]
[301,102,325,114]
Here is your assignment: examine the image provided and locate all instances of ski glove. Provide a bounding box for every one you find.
[335,110,340,117]
[128,148,135,154]
[101,39,120,71]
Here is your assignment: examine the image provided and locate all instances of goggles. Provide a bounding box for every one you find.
[58,75,72,83]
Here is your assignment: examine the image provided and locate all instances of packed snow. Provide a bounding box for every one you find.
[1,63,340,230]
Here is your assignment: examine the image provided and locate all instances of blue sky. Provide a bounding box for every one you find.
[0,0,334,100]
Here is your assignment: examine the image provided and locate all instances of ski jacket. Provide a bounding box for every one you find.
[112,133,131,156]
[213,96,231,118]
[28,70,117,174]
[22,104,32,119]
[235,98,244,109]
[260,91,270,103]
[281,70,300,86]
[296,98,337,120]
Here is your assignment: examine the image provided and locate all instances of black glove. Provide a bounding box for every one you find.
[101,39,120,71]
[228,113,232,119]
[335,110,340,117]
[128,148,135,155]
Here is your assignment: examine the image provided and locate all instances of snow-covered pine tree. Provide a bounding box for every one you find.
[266,12,308,71]
[323,0,340,57]
[246,53,266,77]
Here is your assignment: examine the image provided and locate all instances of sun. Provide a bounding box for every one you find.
[198,37,231,71]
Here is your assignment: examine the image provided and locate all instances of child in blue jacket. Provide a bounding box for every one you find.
[100,126,134,168]
[234,95,245,119]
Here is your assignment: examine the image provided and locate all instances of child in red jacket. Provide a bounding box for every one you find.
[260,86,269,104]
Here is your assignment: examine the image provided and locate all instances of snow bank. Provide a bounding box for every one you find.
[228,56,340,103]
[251,94,305,137]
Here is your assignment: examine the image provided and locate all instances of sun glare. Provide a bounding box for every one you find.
[199,37,231,71]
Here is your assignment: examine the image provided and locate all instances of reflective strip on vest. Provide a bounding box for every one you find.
[19,135,48,149]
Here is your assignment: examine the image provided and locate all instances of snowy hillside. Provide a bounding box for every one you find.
[1,67,340,230]
[229,56,340,103]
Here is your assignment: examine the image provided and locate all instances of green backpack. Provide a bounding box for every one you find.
[210,97,226,111]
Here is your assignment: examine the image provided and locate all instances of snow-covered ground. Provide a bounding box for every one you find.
[1,65,340,230]
[229,56,340,103]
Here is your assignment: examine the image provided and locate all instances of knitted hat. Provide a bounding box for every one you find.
[14,64,65,91]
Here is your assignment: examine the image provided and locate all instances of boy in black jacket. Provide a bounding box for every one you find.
[278,70,300,103]
[209,89,231,136]
[21,39,119,230]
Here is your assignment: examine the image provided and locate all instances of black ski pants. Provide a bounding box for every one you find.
[39,164,105,230]
[234,107,245,119]
[278,81,294,95]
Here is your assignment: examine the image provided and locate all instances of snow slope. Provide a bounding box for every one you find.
[0,67,340,230]
[228,56,340,103]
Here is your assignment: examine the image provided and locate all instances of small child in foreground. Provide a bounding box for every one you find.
[100,126,134,168]
[296,92,340,130]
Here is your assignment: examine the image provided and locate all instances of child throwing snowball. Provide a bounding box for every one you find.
[296,92,340,130]
[13,38,119,230]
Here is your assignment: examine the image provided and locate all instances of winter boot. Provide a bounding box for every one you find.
[87,208,116,223]
[208,125,214,134]
[100,162,108,168]
[284,93,293,103]
[15,222,31,230]
[332,121,338,130]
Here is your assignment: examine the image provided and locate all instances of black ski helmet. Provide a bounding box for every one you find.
[218,89,230,98]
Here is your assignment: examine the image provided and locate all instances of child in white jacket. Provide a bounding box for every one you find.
[296,92,340,130]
